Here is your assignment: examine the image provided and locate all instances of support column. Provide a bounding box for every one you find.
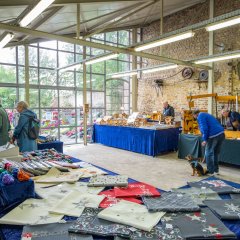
[160,0,163,55]
[83,46,87,145]
[24,44,30,104]
[76,3,80,39]
[208,0,214,114]
[132,28,138,112]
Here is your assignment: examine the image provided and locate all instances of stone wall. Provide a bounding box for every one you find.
[138,0,240,116]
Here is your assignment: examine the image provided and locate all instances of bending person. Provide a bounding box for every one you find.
[11,101,37,152]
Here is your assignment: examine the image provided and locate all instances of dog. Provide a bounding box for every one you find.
[185,154,208,176]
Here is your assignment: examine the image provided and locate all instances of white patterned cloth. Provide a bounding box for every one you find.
[88,175,128,187]
[0,199,63,225]
[49,191,105,217]
[97,200,165,232]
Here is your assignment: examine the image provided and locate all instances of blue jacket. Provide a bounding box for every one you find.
[197,112,224,142]
[163,105,175,117]
[13,109,37,152]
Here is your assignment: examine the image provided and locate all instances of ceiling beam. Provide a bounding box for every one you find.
[0,22,210,70]
[0,0,151,7]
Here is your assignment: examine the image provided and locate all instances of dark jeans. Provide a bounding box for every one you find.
[205,133,225,174]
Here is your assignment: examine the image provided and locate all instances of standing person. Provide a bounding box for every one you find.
[10,101,37,152]
[193,110,225,175]
[0,99,11,146]
[222,109,240,131]
[163,101,175,118]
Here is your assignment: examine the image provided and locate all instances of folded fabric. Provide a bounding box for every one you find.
[161,208,236,240]
[173,187,221,206]
[204,199,240,220]
[21,222,93,240]
[230,193,240,200]
[97,200,165,232]
[129,223,183,240]
[35,167,83,183]
[88,175,128,187]
[0,198,63,225]
[73,166,108,179]
[68,207,132,238]
[99,189,142,208]
[35,182,104,200]
[142,192,200,212]
[188,180,240,194]
[114,182,160,198]
[49,191,105,217]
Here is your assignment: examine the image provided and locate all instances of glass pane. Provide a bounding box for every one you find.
[29,47,38,67]
[118,31,129,45]
[76,108,83,126]
[0,65,16,83]
[30,89,39,108]
[91,47,105,55]
[92,33,104,41]
[58,52,74,68]
[91,62,104,74]
[40,89,58,108]
[18,66,25,83]
[18,46,25,65]
[92,92,104,108]
[40,68,57,85]
[119,61,129,72]
[41,109,59,129]
[60,127,76,144]
[92,108,104,122]
[106,31,118,43]
[92,74,104,91]
[29,67,38,85]
[59,90,75,108]
[0,47,16,64]
[106,60,118,74]
[77,91,91,107]
[76,45,83,54]
[59,109,76,126]
[58,41,74,52]
[19,88,25,102]
[59,71,74,86]
[118,53,129,61]
[39,49,57,68]
[0,87,17,108]
[39,40,57,49]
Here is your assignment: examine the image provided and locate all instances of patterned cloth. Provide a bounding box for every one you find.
[173,187,221,206]
[87,175,128,187]
[161,208,236,239]
[21,222,93,240]
[188,180,240,194]
[204,200,240,220]
[68,207,132,238]
[142,192,200,212]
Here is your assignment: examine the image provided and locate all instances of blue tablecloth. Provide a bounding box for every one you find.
[37,140,63,153]
[93,125,179,156]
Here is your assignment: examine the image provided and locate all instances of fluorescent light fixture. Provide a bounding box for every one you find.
[85,53,118,65]
[206,16,240,31]
[59,63,82,73]
[111,71,137,78]
[194,52,240,64]
[135,31,195,52]
[0,33,14,49]
[142,64,178,74]
[20,0,55,27]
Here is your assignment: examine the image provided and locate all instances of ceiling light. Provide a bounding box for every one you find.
[142,64,178,74]
[194,52,240,64]
[135,31,195,52]
[59,63,82,73]
[111,71,138,78]
[20,0,55,27]
[0,33,14,49]
[206,16,240,31]
[85,53,118,65]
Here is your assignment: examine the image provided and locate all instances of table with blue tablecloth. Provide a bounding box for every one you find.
[37,140,63,153]
[178,133,240,165]
[93,125,179,156]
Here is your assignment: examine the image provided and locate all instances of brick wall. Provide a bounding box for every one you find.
[138,0,240,116]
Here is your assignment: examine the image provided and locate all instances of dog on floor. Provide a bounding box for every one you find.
[185,154,208,176]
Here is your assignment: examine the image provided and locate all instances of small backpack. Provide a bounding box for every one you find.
[28,117,40,140]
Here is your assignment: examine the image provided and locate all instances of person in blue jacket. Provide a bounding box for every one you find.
[163,101,175,118]
[193,110,225,175]
[222,109,240,131]
[10,101,37,153]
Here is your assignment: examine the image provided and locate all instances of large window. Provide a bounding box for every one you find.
[0,30,132,144]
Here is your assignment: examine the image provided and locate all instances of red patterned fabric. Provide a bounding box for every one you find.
[99,189,142,208]
[114,182,160,198]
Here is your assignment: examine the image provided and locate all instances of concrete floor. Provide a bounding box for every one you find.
[65,143,240,191]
